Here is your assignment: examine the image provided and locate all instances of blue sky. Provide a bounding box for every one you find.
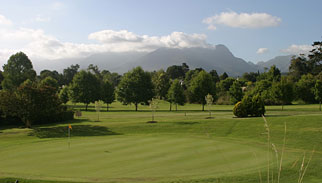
[0,0,321,67]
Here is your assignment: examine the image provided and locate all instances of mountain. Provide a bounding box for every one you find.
[126,45,262,76]
[256,55,294,73]
[32,44,269,76]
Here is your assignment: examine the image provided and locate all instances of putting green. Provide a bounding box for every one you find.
[0,135,268,182]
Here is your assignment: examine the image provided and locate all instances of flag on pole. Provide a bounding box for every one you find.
[69,124,72,130]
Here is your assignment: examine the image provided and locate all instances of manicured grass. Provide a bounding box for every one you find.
[0,102,322,183]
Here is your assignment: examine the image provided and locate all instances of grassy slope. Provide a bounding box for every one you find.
[0,101,322,183]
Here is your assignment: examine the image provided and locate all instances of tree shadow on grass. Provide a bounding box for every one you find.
[29,125,121,138]
[173,121,200,125]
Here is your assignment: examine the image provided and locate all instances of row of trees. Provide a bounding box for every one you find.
[0,40,321,119]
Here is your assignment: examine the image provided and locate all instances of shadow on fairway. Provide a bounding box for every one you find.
[29,125,121,138]
[173,121,200,125]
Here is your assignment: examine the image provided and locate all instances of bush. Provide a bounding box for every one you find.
[233,102,247,117]
[233,94,265,118]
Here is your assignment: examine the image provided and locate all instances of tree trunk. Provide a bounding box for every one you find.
[86,103,88,111]
[26,120,31,128]
[176,104,178,111]
[135,103,138,111]
[169,102,172,111]
[282,103,284,111]
[202,103,205,111]
[107,103,109,111]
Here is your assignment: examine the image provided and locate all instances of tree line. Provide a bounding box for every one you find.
[0,40,321,124]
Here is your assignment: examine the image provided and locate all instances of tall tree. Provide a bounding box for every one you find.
[271,77,294,110]
[167,79,186,111]
[166,65,185,79]
[229,80,243,104]
[152,70,170,100]
[2,52,36,90]
[295,74,316,103]
[63,64,80,85]
[116,67,154,111]
[289,56,308,81]
[314,80,322,111]
[0,71,3,90]
[209,69,220,83]
[188,71,216,111]
[69,70,101,111]
[101,80,115,111]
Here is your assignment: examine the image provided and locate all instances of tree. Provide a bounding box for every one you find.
[116,67,154,111]
[242,72,259,82]
[69,70,101,111]
[166,65,185,79]
[267,65,281,82]
[149,98,159,121]
[167,79,186,111]
[209,70,220,83]
[0,71,3,90]
[295,74,316,103]
[188,71,216,111]
[271,77,294,110]
[220,72,228,80]
[229,80,243,104]
[205,94,214,118]
[152,70,170,100]
[289,56,308,81]
[40,76,59,90]
[59,86,69,104]
[218,77,235,92]
[307,41,322,75]
[314,80,322,111]
[2,52,36,90]
[39,70,63,86]
[0,82,64,128]
[101,80,115,111]
[63,64,80,85]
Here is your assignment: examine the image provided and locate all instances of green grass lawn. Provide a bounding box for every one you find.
[0,101,322,183]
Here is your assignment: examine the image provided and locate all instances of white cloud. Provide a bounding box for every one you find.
[281,44,313,55]
[203,11,281,30]
[257,48,268,54]
[0,14,12,26]
[51,2,65,11]
[0,14,212,66]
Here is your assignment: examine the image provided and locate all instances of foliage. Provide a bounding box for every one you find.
[229,80,244,104]
[233,94,265,117]
[209,69,220,83]
[205,93,214,117]
[116,67,154,111]
[271,77,294,109]
[63,64,79,85]
[40,76,59,90]
[167,79,186,111]
[219,72,228,80]
[69,70,101,111]
[295,74,316,103]
[59,86,69,104]
[233,101,247,117]
[314,80,322,111]
[242,72,259,82]
[0,83,69,127]
[100,80,115,111]
[166,63,189,79]
[152,70,170,100]
[39,70,64,86]
[2,52,36,90]
[188,71,216,111]
[218,77,235,92]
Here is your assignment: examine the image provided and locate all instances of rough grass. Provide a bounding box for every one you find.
[0,101,322,183]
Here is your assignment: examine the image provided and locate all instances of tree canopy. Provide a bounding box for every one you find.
[116,67,154,111]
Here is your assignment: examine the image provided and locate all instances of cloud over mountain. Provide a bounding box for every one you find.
[281,44,313,55]
[203,11,281,30]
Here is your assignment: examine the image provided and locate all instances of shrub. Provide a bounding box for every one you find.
[233,94,266,118]
[233,102,247,117]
